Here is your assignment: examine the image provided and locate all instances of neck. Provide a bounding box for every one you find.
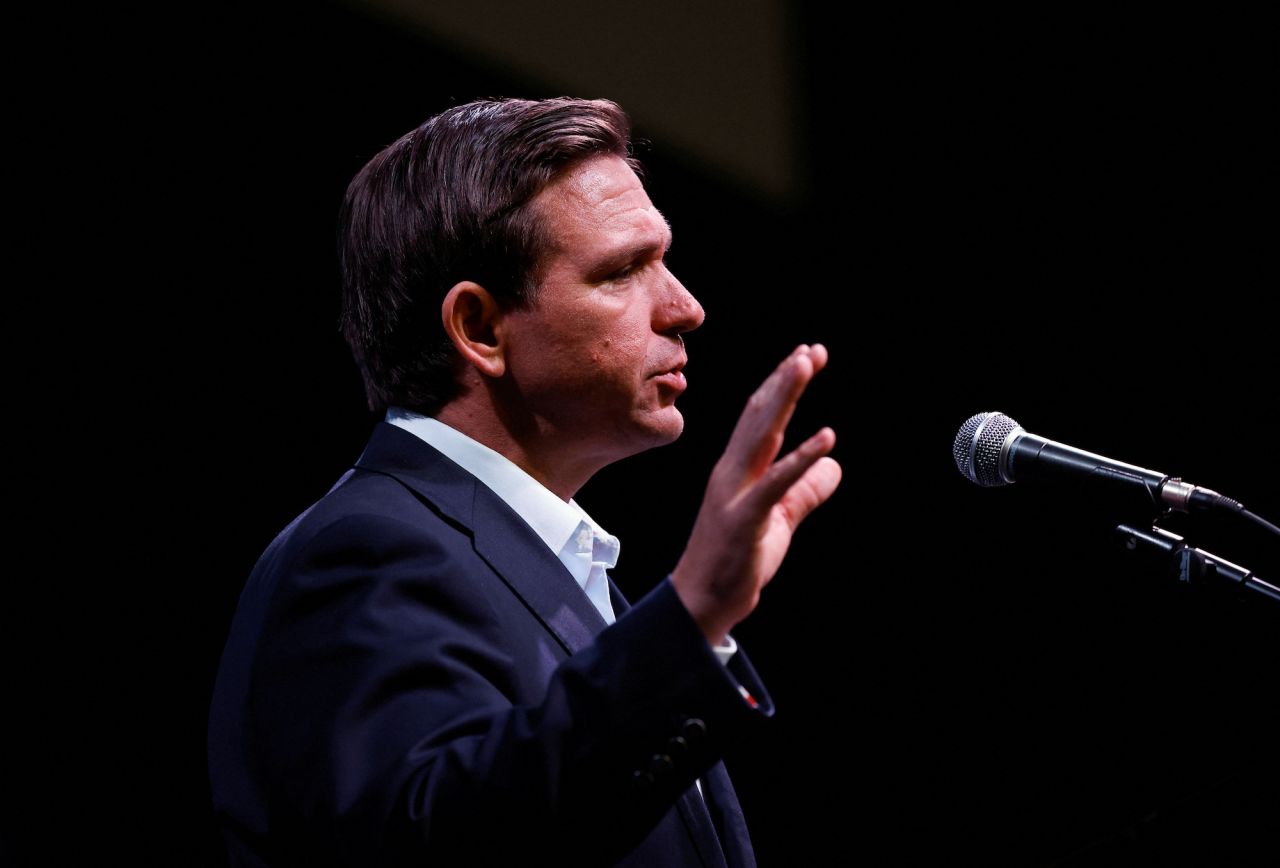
[434,400,604,502]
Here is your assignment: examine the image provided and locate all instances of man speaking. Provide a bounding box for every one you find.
[209,97,841,867]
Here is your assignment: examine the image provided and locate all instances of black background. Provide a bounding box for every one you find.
[12,5,1275,865]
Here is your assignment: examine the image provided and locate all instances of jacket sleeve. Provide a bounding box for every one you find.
[248,511,773,867]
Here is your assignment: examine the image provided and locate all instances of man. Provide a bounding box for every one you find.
[209,97,841,867]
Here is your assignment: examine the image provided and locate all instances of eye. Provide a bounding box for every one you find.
[610,262,641,282]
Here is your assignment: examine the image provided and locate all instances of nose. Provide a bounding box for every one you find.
[654,267,705,337]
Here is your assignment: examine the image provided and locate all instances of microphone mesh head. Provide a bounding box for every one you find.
[953,411,1021,487]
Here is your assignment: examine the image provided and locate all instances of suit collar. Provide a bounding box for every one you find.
[354,422,610,655]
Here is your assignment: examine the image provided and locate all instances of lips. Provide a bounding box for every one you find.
[649,356,686,378]
[650,357,688,391]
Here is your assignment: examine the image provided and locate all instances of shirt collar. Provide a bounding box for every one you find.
[385,409,620,586]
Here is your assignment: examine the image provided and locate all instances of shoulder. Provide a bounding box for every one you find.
[296,463,470,555]
[268,448,473,566]
[234,464,487,632]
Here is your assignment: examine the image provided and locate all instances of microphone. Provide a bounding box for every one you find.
[952,411,1242,515]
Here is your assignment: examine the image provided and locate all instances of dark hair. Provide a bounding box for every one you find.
[338,97,639,414]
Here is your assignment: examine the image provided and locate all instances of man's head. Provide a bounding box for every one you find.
[339,98,641,415]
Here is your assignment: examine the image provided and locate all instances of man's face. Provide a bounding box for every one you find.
[501,155,705,467]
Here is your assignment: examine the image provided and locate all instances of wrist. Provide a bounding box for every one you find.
[669,571,731,647]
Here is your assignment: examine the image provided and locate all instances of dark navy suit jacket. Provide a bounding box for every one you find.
[209,422,774,867]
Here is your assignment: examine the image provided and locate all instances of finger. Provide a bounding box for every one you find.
[805,342,829,375]
[746,426,838,515]
[726,345,826,473]
[776,456,842,531]
[735,346,825,471]
[730,349,820,478]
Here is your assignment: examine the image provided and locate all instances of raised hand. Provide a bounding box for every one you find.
[672,344,842,645]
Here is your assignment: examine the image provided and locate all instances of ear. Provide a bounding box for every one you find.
[441,280,507,378]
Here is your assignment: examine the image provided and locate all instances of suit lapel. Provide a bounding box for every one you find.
[608,577,631,618]
[469,486,608,655]
[355,422,607,657]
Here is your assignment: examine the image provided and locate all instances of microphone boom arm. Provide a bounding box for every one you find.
[1115,523,1280,606]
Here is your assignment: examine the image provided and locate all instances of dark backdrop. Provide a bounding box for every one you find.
[17,5,1274,865]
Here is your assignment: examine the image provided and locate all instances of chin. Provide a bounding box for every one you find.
[645,409,686,447]
[615,410,685,459]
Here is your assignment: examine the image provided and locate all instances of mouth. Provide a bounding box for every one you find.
[650,357,688,392]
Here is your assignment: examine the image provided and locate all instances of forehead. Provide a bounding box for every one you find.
[532,155,672,260]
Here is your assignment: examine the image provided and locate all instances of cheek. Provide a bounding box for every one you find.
[588,320,647,368]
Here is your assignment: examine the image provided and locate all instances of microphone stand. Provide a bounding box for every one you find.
[1115,523,1280,606]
